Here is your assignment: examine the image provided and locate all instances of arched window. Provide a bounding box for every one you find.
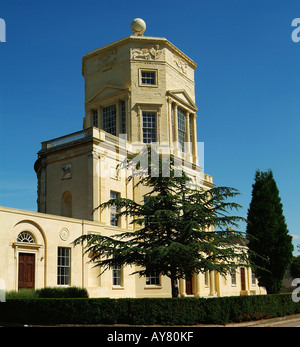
[17,231,35,244]
[62,191,72,217]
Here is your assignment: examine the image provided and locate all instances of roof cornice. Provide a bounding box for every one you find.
[82,36,197,69]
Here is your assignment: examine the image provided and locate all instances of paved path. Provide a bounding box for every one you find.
[271,320,300,327]
[2,314,300,328]
[225,314,300,327]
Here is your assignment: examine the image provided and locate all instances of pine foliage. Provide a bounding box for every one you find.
[246,169,293,293]
[74,149,248,297]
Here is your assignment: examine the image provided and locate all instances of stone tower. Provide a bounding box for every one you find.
[34,19,213,222]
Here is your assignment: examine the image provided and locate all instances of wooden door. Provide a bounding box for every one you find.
[240,267,246,291]
[185,276,193,295]
[18,253,35,289]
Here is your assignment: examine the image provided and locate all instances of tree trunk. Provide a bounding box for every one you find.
[170,271,179,298]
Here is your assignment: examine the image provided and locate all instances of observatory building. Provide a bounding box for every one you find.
[0,20,265,297]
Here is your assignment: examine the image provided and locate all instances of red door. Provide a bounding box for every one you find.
[18,253,35,289]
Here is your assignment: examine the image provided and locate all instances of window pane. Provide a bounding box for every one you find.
[57,247,71,285]
[112,265,122,286]
[110,191,120,226]
[120,100,126,134]
[177,108,186,152]
[146,270,160,286]
[17,231,35,243]
[141,71,156,85]
[142,112,157,143]
[110,191,118,199]
[92,109,98,127]
[230,268,236,285]
[102,105,117,136]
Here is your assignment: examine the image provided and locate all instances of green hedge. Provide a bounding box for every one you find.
[0,295,299,325]
[37,287,88,298]
[6,287,88,299]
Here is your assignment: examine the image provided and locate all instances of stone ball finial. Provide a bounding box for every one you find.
[130,18,146,36]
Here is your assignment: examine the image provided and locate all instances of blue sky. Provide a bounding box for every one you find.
[0,0,300,254]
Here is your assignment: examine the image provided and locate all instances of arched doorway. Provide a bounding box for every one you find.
[62,191,72,217]
[16,232,36,290]
[12,221,46,291]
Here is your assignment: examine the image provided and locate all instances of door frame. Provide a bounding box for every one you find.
[18,252,36,290]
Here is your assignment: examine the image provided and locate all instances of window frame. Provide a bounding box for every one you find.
[142,111,157,144]
[146,270,161,286]
[112,265,123,287]
[110,191,120,227]
[92,109,98,127]
[17,231,35,244]
[102,104,117,136]
[230,267,237,286]
[120,100,126,135]
[177,107,186,153]
[139,69,158,87]
[57,247,71,286]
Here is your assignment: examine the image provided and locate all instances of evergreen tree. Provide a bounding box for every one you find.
[246,169,293,294]
[290,256,300,279]
[74,149,248,297]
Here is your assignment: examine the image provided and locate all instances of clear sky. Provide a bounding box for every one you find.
[1,0,300,254]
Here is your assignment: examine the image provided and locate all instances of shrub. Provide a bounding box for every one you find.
[6,289,39,299]
[6,287,88,300]
[37,287,88,298]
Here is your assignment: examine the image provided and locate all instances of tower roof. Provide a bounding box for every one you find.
[82,21,197,76]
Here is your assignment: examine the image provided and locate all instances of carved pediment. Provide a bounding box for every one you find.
[131,45,163,61]
[167,90,197,112]
[86,85,129,105]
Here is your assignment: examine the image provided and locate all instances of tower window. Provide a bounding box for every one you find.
[189,115,193,143]
[120,100,126,134]
[92,109,98,127]
[102,104,117,136]
[143,112,157,143]
[141,70,156,85]
[177,107,186,152]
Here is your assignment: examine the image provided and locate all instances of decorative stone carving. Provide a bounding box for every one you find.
[173,54,188,75]
[98,49,117,72]
[61,164,72,180]
[59,228,70,241]
[131,45,161,60]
